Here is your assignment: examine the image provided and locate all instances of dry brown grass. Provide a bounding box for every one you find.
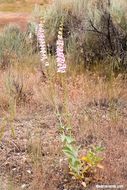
[0,63,127,189]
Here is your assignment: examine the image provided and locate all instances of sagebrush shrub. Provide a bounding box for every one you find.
[0,24,33,68]
[41,0,127,72]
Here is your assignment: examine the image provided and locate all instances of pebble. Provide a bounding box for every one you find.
[21,184,27,189]
[26,169,32,174]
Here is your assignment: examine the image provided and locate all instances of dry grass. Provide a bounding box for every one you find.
[0,1,127,188]
[0,61,127,189]
[0,0,51,12]
[0,0,52,32]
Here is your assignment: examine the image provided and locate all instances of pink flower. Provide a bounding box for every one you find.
[56,24,66,73]
[37,21,49,67]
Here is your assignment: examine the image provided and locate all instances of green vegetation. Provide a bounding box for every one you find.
[0,1,126,190]
[0,24,34,68]
[42,0,127,73]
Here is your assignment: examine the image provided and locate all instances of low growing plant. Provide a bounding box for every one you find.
[37,18,105,187]
[61,133,104,183]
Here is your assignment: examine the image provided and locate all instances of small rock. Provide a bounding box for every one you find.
[81,181,87,188]
[21,184,27,189]
[12,168,16,171]
[26,169,32,174]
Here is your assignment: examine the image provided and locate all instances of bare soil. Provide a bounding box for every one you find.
[0,95,127,190]
[0,12,30,31]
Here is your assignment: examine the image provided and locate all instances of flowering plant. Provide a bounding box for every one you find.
[37,21,49,67]
[56,23,66,73]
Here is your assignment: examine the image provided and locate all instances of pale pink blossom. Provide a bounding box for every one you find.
[56,25,66,73]
[37,21,49,67]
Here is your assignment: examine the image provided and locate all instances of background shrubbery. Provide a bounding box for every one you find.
[42,0,127,72]
[0,0,127,74]
[0,24,35,69]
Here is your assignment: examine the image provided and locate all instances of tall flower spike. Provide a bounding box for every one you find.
[56,23,66,73]
[37,21,49,67]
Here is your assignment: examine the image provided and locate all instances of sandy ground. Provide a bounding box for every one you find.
[0,12,30,30]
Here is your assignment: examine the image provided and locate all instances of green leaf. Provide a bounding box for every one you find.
[63,144,79,158]
[95,146,105,152]
[61,134,75,144]
[69,158,81,173]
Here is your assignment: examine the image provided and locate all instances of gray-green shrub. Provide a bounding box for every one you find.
[0,24,33,68]
[41,0,127,72]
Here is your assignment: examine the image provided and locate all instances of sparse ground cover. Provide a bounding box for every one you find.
[0,1,34,13]
[0,0,127,190]
[0,12,30,31]
[0,0,51,30]
[0,63,127,190]
[0,0,47,30]
[0,0,48,12]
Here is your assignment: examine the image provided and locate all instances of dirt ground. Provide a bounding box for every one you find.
[0,12,30,31]
[0,0,51,30]
[0,83,127,190]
